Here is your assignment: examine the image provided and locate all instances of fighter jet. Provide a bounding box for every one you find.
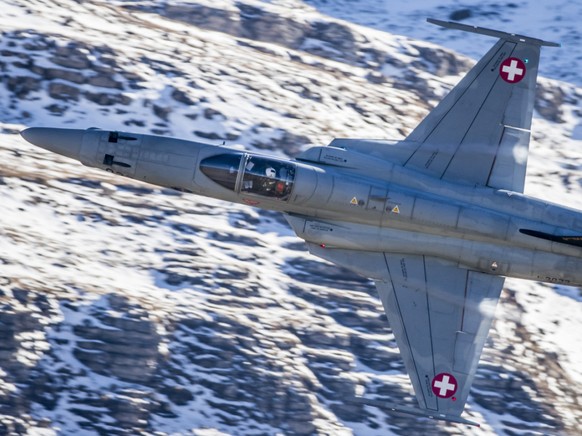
[21,19,571,426]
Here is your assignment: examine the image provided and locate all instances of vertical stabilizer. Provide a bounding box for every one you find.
[402,19,559,192]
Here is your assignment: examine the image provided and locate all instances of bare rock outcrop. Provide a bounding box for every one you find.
[72,295,165,383]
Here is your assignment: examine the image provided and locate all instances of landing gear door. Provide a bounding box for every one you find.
[97,131,141,177]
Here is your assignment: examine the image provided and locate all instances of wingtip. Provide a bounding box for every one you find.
[350,396,481,427]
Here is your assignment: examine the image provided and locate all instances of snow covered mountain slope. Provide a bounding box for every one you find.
[0,0,581,434]
[304,0,582,87]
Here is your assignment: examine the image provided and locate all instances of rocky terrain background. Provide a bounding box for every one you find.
[0,0,581,435]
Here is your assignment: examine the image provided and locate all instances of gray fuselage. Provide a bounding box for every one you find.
[21,127,582,287]
[71,128,582,287]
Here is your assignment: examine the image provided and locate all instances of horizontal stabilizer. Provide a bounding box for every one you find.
[349,396,480,427]
[427,18,560,47]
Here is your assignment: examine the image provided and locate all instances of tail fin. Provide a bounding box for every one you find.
[402,19,559,192]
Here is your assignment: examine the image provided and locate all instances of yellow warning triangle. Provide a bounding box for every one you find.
[391,205,400,214]
[350,197,358,205]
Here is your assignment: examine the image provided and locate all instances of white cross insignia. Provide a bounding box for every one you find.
[431,372,458,398]
[500,57,526,83]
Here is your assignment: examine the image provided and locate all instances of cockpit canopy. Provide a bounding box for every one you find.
[200,153,296,200]
[199,153,242,191]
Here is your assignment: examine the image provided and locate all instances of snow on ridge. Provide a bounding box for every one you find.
[304,0,582,87]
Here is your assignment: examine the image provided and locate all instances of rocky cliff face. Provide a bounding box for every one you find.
[0,0,581,435]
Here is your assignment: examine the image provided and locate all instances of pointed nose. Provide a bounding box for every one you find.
[20,127,84,161]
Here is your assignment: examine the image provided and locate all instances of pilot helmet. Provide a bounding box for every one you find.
[265,167,276,178]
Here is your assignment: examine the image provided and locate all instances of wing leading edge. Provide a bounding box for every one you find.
[306,243,504,422]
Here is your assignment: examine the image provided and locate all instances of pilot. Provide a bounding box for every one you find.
[262,167,277,193]
[265,167,276,178]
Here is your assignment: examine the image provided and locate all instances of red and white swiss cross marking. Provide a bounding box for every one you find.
[499,57,526,83]
[431,372,458,398]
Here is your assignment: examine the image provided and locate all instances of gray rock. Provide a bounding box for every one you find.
[330,401,366,422]
[286,419,316,435]
[43,67,86,84]
[193,130,223,140]
[159,385,193,405]
[72,297,163,383]
[5,76,41,98]
[171,88,197,105]
[305,21,357,60]
[51,43,92,69]
[83,91,131,106]
[414,45,470,77]
[238,3,308,49]
[163,3,241,36]
[102,390,153,429]
[203,107,224,120]
[153,104,172,121]
[43,103,68,115]
[48,82,80,101]
[449,9,473,21]
[50,55,90,70]
[88,74,123,89]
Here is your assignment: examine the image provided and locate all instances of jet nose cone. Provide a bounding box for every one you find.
[20,127,84,161]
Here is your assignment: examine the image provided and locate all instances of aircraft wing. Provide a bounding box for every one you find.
[306,243,504,421]
[402,19,559,192]
[374,254,504,417]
